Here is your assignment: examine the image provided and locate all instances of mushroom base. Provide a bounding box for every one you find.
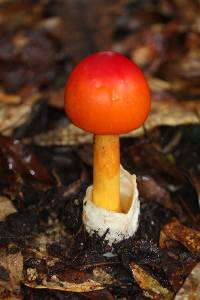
[83,166,140,246]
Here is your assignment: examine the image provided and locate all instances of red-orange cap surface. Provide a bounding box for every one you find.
[64,51,151,134]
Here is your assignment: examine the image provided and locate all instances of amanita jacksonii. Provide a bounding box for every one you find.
[64,51,150,244]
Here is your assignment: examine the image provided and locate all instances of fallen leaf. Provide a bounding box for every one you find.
[0,248,23,293]
[0,196,17,221]
[175,263,200,300]
[0,135,53,184]
[160,218,200,255]
[0,92,40,136]
[24,276,104,293]
[130,263,173,299]
[81,289,114,300]
[137,175,173,209]
[0,91,21,104]
[92,268,114,285]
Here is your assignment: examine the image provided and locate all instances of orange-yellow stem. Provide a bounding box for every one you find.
[93,135,121,212]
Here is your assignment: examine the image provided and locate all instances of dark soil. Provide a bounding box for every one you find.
[0,0,199,299]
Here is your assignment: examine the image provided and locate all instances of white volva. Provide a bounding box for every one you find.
[83,166,140,246]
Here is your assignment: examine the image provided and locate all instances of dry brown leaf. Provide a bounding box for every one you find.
[46,88,64,109]
[0,196,17,221]
[31,99,200,146]
[145,99,200,132]
[0,91,40,136]
[130,263,173,299]
[175,263,200,300]
[0,248,23,293]
[160,218,200,254]
[92,268,114,285]
[0,91,21,104]
[0,1,43,30]
[24,276,104,293]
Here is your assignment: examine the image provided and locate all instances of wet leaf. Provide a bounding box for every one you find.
[160,218,200,255]
[0,135,53,184]
[137,175,173,209]
[130,263,173,299]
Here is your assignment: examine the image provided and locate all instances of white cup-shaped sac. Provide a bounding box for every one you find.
[83,166,140,246]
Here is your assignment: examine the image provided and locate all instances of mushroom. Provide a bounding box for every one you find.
[64,51,150,244]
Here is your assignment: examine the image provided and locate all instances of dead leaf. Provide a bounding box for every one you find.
[0,135,53,184]
[130,263,173,299]
[137,175,173,209]
[0,196,17,221]
[24,275,104,293]
[160,218,200,254]
[81,289,115,300]
[0,248,23,293]
[92,268,114,285]
[130,143,185,183]
[145,99,200,134]
[0,91,21,104]
[0,92,40,136]
[175,263,200,300]
[31,123,92,146]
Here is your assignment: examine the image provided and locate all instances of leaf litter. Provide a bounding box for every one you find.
[0,0,199,299]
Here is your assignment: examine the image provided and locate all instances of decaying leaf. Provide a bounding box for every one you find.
[160,218,200,255]
[175,263,200,300]
[0,196,17,221]
[130,263,173,299]
[0,1,43,30]
[92,268,114,285]
[0,92,40,136]
[0,248,23,293]
[0,91,21,104]
[146,100,200,134]
[81,289,115,300]
[24,274,104,293]
[0,135,53,184]
[137,175,173,209]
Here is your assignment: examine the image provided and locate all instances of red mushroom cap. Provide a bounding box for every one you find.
[64,51,150,134]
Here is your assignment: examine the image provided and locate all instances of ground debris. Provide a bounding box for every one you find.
[80,289,115,300]
[130,262,174,299]
[0,196,17,221]
[0,247,23,295]
[160,218,200,255]
[23,269,104,293]
[137,175,173,209]
[0,134,53,184]
[175,263,200,300]
[0,0,199,299]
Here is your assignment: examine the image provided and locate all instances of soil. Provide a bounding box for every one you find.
[0,0,199,299]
